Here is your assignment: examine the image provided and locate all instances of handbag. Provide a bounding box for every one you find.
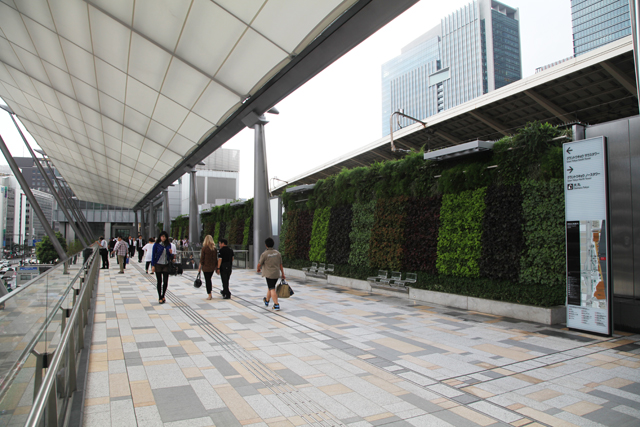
[167,261,177,276]
[194,272,202,288]
[275,279,294,299]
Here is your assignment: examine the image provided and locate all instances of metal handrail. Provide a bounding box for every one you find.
[24,249,99,427]
[0,248,93,403]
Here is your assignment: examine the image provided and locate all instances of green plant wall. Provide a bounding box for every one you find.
[308,207,331,263]
[278,121,569,307]
[436,188,486,278]
[370,197,407,270]
[480,185,524,282]
[403,196,441,273]
[348,200,376,268]
[520,179,566,288]
[325,206,353,265]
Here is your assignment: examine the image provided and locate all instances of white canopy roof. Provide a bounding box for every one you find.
[0,0,360,207]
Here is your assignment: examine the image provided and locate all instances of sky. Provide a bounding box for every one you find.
[0,0,574,201]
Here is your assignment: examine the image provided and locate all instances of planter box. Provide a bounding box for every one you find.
[284,268,566,325]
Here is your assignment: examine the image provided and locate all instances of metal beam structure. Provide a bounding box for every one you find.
[601,60,638,97]
[524,90,573,122]
[41,159,93,242]
[0,133,67,262]
[7,113,89,247]
[468,111,509,135]
[131,0,419,211]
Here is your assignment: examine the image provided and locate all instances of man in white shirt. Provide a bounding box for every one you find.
[98,236,109,269]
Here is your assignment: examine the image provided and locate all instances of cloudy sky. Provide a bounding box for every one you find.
[0,0,574,201]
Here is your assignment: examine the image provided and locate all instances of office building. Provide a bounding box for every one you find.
[382,0,521,136]
[572,0,631,56]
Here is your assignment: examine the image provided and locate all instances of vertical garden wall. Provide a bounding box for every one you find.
[201,200,254,246]
[281,122,569,307]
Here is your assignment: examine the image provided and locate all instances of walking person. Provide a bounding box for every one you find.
[198,235,218,301]
[98,236,109,269]
[217,239,234,299]
[111,236,128,274]
[257,237,286,311]
[108,237,115,258]
[128,236,136,259]
[151,231,173,304]
[143,238,155,274]
[136,235,145,262]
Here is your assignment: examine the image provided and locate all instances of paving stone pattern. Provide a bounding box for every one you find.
[83,260,640,427]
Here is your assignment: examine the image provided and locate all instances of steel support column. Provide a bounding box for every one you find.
[247,114,272,267]
[134,210,139,235]
[0,133,67,261]
[148,203,154,239]
[140,209,146,239]
[189,169,199,243]
[631,0,640,110]
[8,114,89,247]
[163,190,170,234]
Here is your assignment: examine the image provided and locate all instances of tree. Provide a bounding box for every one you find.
[36,232,68,264]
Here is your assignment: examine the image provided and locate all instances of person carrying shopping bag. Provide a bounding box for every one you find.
[198,235,218,301]
[257,237,286,311]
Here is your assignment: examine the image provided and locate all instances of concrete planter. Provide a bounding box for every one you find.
[284,268,566,325]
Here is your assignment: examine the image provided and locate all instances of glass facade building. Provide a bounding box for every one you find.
[571,0,631,56]
[382,0,521,136]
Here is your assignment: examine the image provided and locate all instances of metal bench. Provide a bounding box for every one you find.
[367,270,388,285]
[370,271,413,294]
[304,262,332,279]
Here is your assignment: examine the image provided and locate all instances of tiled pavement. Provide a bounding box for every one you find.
[83,259,640,427]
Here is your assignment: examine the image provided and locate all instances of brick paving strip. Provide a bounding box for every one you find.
[83,259,640,427]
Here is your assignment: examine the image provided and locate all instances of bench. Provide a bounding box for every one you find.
[370,271,416,294]
[303,263,334,280]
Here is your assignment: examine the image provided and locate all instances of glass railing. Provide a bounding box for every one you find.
[0,246,98,427]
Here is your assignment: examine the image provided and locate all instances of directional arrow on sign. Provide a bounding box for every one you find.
[566,147,573,154]
[567,166,574,173]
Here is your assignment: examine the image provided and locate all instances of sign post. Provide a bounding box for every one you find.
[563,136,612,336]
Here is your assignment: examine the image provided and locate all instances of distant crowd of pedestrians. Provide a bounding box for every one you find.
[97,234,286,310]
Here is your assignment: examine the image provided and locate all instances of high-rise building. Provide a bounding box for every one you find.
[571,0,631,56]
[382,0,521,136]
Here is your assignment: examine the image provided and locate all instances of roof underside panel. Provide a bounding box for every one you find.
[0,0,358,208]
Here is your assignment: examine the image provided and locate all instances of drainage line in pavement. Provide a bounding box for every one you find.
[134,264,345,427]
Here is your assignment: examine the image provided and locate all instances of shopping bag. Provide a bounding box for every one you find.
[276,280,294,298]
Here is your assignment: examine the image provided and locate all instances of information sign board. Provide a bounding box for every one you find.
[563,137,611,336]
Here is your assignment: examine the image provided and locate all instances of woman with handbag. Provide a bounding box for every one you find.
[257,237,286,311]
[151,231,173,304]
[198,235,218,301]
